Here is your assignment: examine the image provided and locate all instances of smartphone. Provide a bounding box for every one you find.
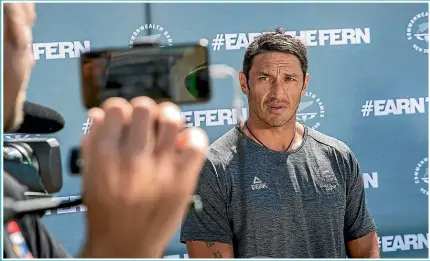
[80,44,211,108]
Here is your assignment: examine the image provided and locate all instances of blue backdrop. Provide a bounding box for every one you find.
[10,2,429,258]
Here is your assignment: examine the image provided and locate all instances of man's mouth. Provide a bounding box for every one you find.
[267,103,287,110]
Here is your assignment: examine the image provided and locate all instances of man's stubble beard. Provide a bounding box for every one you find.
[248,91,299,129]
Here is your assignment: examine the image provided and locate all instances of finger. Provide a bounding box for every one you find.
[81,108,105,187]
[125,96,158,159]
[175,127,209,192]
[96,97,133,154]
[80,108,105,204]
[154,102,184,158]
[81,107,104,159]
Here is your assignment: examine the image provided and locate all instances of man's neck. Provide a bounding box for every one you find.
[242,115,304,152]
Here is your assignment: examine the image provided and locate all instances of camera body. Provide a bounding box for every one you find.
[3,136,63,194]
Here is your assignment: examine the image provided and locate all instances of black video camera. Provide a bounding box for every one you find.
[3,136,63,195]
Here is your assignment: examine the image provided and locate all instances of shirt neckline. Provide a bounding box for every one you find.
[234,123,309,156]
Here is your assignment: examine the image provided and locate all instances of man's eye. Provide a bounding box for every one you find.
[286,77,296,81]
[259,76,269,81]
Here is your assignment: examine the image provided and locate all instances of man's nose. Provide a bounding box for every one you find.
[270,79,285,97]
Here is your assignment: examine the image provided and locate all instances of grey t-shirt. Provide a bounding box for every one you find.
[180,125,377,258]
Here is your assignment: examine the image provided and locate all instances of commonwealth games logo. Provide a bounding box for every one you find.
[296,91,325,130]
[129,24,173,47]
[414,157,428,196]
[406,12,428,54]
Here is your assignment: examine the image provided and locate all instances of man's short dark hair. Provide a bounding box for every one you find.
[242,27,308,80]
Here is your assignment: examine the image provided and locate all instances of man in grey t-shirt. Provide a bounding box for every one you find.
[180,27,379,258]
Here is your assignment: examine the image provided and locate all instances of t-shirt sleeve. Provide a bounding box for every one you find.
[180,159,233,245]
[344,152,377,241]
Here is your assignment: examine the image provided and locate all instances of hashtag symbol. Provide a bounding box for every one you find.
[361,101,374,117]
[212,34,225,51]
[82,117,93,134]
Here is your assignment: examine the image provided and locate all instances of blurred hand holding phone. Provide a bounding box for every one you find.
[75,43,211,258]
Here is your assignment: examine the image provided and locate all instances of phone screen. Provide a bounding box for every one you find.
[80,44,210,108]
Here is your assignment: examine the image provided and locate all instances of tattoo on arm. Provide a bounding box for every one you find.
[204,242,223,258]
[213,250,223,258]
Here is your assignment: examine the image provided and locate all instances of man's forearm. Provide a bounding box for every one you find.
[186,241,235,258]
[347,232,380,258]
[349,247,380,258]
[367,248,381,258]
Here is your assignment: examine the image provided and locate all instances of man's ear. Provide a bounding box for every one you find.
[239,72,249,96]
[301,73,310,97]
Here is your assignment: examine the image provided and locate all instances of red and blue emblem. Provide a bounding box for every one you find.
[7,221,33,258]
